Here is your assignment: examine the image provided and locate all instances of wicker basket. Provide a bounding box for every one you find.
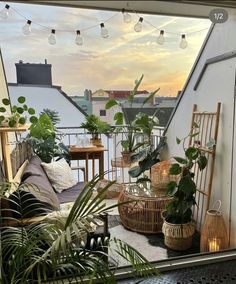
[119,190,172,233]
[96,179,124,199]
[162,220,195,251]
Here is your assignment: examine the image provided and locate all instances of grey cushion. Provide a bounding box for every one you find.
[23,175,60,210]
[57,182,84,204]
[21,156,60,210]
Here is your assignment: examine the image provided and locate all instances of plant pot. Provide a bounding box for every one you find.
[90,138,102,147]
[162,220,195,251]
[121,151,132,164]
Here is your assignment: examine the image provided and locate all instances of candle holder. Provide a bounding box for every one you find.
[151,160,178,192]
[200,200,228,252]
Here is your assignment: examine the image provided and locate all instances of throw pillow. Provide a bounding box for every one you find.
[41,159,77,193]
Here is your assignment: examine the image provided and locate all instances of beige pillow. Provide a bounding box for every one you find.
[41,159,77,193]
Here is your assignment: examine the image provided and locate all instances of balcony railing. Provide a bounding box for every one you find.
[57,126,165,182]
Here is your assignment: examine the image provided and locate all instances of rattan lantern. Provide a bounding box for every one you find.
[200,200,228,252]
[151,160,177,192]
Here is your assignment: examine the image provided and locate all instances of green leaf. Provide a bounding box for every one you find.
[17,107,24,114]
[197,155,208,170]
[2,98,10,105]
[17,96,26,104]
[23,104,28,111]
[190,132,199,138]
[0,107,6,112]
[142,88,160,106]
[0,115,4,122]
[18,117,26,125]
[185,147,199,160]
[167,181,177,195]
[28,108,35,115]
[9,119,16,127]
[12,106,17,113]
[176,137,181,144]
[29,116,38,123]
[105,99,118,109]
[192,122,199,128]
[114,112,123,125]
[169,163,181,175]
[173,157,187,164]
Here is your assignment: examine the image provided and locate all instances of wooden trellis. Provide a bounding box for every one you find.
[188,103,221,231]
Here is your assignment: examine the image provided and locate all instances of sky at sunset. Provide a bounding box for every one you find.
[0,2,211,97]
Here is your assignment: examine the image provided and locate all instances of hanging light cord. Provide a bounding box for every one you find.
[4,1,209,36]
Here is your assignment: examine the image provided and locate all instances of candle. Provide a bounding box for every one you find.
[208,238,220,252]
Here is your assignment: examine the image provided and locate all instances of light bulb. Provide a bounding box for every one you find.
[22,20,32,35]
[75,30,83,46]
[0,4,10,19]
[180,34,188,49]
[100,23,109,38]
[122,8,131,23]
[48,29,56,45]
[134,17,143,32]
[157,30,165,45]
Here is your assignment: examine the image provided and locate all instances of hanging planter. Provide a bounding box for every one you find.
[200,200,228,252]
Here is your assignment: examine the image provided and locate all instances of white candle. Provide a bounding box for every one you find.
[208,237,220,252]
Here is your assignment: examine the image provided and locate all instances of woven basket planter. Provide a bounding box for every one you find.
[90,138,102,147]
[162,220,195,251]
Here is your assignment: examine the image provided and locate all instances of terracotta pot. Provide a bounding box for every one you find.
[121,151,132,164]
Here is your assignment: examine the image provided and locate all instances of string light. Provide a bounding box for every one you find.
[100,23,109,38]
[134,17,143,32]
[0,4,10,19]
[122,8,132,23]
[1,3,209,48]
[157,30,165,45]
[180,34,188,49]
[22,20,31,35]
[75,30,83,45]
[48,29,56,45]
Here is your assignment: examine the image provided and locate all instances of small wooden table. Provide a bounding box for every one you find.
[69,146,106,182]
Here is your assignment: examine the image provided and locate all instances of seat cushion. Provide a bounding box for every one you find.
[57,182,84,204]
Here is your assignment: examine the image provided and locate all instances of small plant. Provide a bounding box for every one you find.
[0,96,38,127]
[165,124,208,224]
[80,114,112,139]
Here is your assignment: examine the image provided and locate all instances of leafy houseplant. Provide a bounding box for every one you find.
[80,114,112,146]
[162,125,208,251]
[1,177,158,283]
[0,96,38,127]
[106,74,161,166]
[27,112,69,163]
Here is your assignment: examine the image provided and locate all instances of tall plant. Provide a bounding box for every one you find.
[165,124,208,224]
[1,177,158,283]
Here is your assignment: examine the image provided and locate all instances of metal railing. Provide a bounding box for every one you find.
[57,126,165,182]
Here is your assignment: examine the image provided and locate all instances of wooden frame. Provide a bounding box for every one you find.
[189,103,221,231]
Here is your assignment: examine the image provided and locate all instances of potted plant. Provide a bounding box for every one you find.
[80,114,112,146]
[27,111,69,163]
[106,75,160,165]
[162,125,208,251]
[0,96,38,127]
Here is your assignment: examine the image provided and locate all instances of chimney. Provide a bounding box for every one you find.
[15,60,52,85]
